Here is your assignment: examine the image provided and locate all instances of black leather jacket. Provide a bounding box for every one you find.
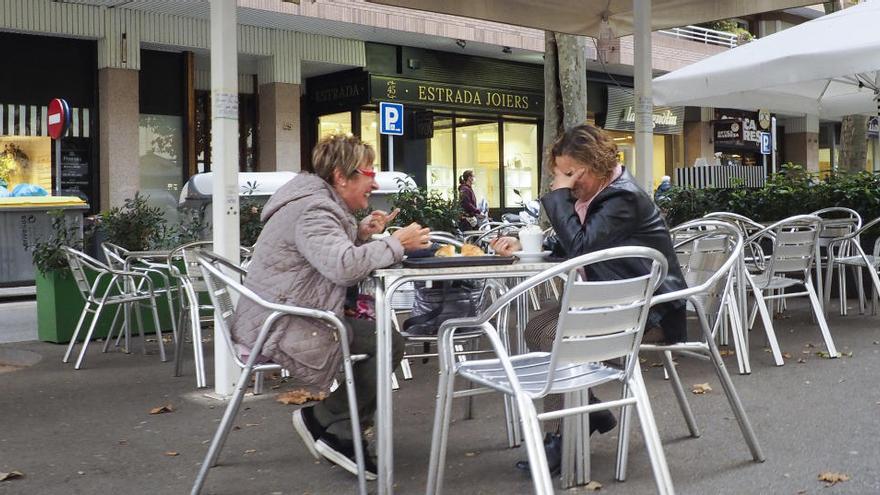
[541,168,687,342]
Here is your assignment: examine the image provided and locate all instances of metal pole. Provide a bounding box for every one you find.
[388,135,394,172]
[762,153,767,179]
[54,139,62,195]
[210,0,240,396]
[634,0,653,193]
[771,116,777,175]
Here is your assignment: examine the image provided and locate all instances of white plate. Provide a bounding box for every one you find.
[513,250,551,262]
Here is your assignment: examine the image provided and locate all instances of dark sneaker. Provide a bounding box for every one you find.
[292,407,325,460]
[515,432,562,475]
[315,431,378,481]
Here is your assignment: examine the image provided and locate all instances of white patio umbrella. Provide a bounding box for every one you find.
[365,0,814,192]
[653,1,880,119]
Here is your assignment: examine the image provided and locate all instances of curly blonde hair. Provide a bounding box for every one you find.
[547,124,618,180]
[311,133,375,184]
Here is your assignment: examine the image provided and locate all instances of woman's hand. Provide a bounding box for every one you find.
[489,236,521,256]
[391,222,431,252]
[358,208,400,241]
[551,167,585,191]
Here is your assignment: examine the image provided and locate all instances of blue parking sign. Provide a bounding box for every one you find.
[379,102,404,136]
[760,132,771,155]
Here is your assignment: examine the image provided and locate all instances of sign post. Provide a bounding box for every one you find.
[379,102,404,172]
[760,131,771,180]
[48,98,70,195]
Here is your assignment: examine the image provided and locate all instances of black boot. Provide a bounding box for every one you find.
[589,390,618,435]
[515,432,562,475]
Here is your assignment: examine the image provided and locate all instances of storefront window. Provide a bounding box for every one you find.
[139,114,183,224]
[503,122,538,207]
[360,111,381,170]
[456,119,500,208]
[427,118,454,200]
[318,112,352,139]
[0,137,51,195]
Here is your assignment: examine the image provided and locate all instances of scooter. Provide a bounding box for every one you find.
[501,188,540,224]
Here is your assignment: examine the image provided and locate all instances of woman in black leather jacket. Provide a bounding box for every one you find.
[491,123,687,474]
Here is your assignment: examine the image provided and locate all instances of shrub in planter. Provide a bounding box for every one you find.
[389,179,463,233]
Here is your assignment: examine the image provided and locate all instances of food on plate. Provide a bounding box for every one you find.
[435,245,456,257]
[460,243,484,256]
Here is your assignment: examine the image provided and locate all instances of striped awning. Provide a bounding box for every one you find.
[0,103,91,138]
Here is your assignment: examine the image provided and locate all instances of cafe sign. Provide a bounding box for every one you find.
[868,116,879,138]
[369,76,543,116]
[604,86,683,135]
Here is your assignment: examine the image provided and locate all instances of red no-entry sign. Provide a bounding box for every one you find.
[48,98,70,140]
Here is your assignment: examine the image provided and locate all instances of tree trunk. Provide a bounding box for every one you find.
[839,114,869,173]
[825,0,867,173]
[540,31,588,195]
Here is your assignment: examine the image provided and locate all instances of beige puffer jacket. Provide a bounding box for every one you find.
[229,173,404,395]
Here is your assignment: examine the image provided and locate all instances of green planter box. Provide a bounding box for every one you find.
[36,269,176,344]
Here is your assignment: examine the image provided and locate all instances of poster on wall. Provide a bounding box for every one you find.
[59,137,92,204]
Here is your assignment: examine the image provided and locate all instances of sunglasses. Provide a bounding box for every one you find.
[355,168,377,178]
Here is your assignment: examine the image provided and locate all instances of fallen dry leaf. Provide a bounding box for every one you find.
[815,351,841,359]
[797,358,806,364]
[649,362,664,368]
[584,480,602,491]
[692,383,712,395]
[464,451,479,457]
[804,342,816,348]
[276,390,327,405]
[719,349,736,357]
[802,350,811,354]
[782,352,792,359]
[245,423,260,427]
[0,471,23,481]
[164,451,179,457]
[149,404,174,415]
[244,449,257,455]
[818,471,850,485]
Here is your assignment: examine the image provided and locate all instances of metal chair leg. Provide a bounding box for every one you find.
[63,303,93,363]
[614,380,633,482]
[661,350,700,438]
[102,305,123,353]
[74,302,105,370]
[630,367,674,495]
[749,283,784,366]
[805,281,838,357]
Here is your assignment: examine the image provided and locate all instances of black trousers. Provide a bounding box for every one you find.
[312,317,405,441]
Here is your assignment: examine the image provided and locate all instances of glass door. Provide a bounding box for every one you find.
[502,122,539,207]
[427,117,455,199]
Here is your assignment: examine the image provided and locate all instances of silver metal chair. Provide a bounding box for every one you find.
[825,215,880,316]
[811,207,862,315]
[632,220,764,477]
[62,246,166,369]
[102,241,178,349]
[167,241,252,388]
[426,247,672,494]
[191,250,369,495]
[744,215,837,365]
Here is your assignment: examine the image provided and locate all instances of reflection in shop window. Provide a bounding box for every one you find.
[427,118,454,200]
[0,137,51,195]
[360,111,382,170]
[139,114,183,225]
[318,112,352,139]
[503,122,538,207]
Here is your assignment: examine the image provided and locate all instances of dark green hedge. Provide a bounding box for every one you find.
[658,164,880,227]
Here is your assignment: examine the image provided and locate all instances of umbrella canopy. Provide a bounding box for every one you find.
[653,1,880,118]
[364,0,815,38]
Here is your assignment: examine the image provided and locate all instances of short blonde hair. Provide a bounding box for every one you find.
[547,124,618,180]
[311,133,375,184]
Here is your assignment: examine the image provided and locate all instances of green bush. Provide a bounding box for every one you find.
[659,164,880,227]
[100,192,171,251]
[32,211,84,275]
[389,179,462,233]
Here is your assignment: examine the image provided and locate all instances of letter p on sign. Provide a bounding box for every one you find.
[379,102,404,136]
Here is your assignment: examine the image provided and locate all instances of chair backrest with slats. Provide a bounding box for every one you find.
[766,217,821,277]
[63,246,112,301]
[549,248,665,383]
[101,242,130,271]
[812,207,861,254]
[672,222,740,317]
[196,251,249,368]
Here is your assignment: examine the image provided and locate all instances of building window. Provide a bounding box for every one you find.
[194,91,259,173]
[427,117,455,199]
[360,110,382,170]
[139,114,183,223]
[456,119,500,208]
[318,111,352,139]
[503,122,539,207]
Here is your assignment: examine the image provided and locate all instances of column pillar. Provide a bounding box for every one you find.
[257,82,301,172]
[98,68,140,210]
[783,115,819,172]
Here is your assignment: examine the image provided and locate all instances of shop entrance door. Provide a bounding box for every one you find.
[455,118,499,208]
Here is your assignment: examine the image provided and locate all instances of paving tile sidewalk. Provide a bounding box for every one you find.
[0,300,878,494]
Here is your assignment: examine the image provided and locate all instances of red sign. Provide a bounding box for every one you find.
[48,98,68,140]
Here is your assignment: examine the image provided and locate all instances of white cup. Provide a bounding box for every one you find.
[518,228,544,253]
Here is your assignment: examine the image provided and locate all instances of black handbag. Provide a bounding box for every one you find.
[402,280,486,336]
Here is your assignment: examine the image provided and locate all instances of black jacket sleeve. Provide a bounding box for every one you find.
[540,187,641,256]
